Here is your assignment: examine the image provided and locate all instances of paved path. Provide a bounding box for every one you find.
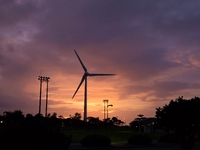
[69,142,200,150]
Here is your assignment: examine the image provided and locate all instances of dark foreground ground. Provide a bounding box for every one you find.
[69,142,200,150]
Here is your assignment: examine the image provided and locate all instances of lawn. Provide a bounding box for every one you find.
[61,126,161,144]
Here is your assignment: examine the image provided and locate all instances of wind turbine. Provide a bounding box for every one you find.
[72,50,115,122]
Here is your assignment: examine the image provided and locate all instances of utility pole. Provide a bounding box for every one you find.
[45,77,50,117]
[38,76,45,115]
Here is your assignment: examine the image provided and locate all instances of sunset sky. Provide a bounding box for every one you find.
[1,0,200,124]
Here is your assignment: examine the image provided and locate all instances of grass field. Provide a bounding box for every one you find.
[61,127,161,144]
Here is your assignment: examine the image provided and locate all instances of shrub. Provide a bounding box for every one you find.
[80,133,111,147]
[158,133,179,143]
[0,127,72,149]
[128,134,152,145]
[0,116,72,149]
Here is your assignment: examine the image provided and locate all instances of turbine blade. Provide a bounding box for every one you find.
[72,75,85,99]
[88,73,116,76]
[74,50,87,72]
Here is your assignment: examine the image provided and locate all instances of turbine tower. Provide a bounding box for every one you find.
[72,50,115,122]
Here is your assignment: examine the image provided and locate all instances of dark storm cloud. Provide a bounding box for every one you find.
[113,47,181,81]
[32,1,163,48]
[152,81,200,98]
[2,0,200,51]
[152,81,189,98]
[0,52,30,80]
[151,1,200,45]
[0,0,40,28]
[120,80,200,101]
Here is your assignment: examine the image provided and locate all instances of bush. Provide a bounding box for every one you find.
[80,133,111,147]
[158,133,179,143]
[0,127,72,149]
[128,134,152,145]
[0,116,72,149]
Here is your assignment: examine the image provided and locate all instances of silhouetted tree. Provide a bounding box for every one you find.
[110,117,124,126]
[26,113,33,118]
[0,110,72,149]
[129,120,139,130]
[63,113,85,128]
[50,112,57,118]
[59,115,64,119]
[71,112,82,120]
[129,114,147,132]
[138,114,144,118]
[103,118,111,123]
[156,96,200,150]
[3,110,24,128]
[87,116,100,123]
[86,117,104,129]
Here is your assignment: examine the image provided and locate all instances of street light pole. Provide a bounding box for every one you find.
[103,99,109,121]
[38,76,50,116]
[107,104,113,120]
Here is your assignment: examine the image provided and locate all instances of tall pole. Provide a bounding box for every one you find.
[84,76,87,122]
[104,101,105,120]
[38,76,43,115]
[107,105,108,119]
[45,77,50,117]
[107,104,113,120]
[38,76,49,116]
[103,99,108,121]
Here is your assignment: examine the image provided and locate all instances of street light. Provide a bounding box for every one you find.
[107,104,113,119]
[38,76,50,116]
[103,99,109,121]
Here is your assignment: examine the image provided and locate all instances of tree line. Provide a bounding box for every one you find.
[1,96,200,150]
